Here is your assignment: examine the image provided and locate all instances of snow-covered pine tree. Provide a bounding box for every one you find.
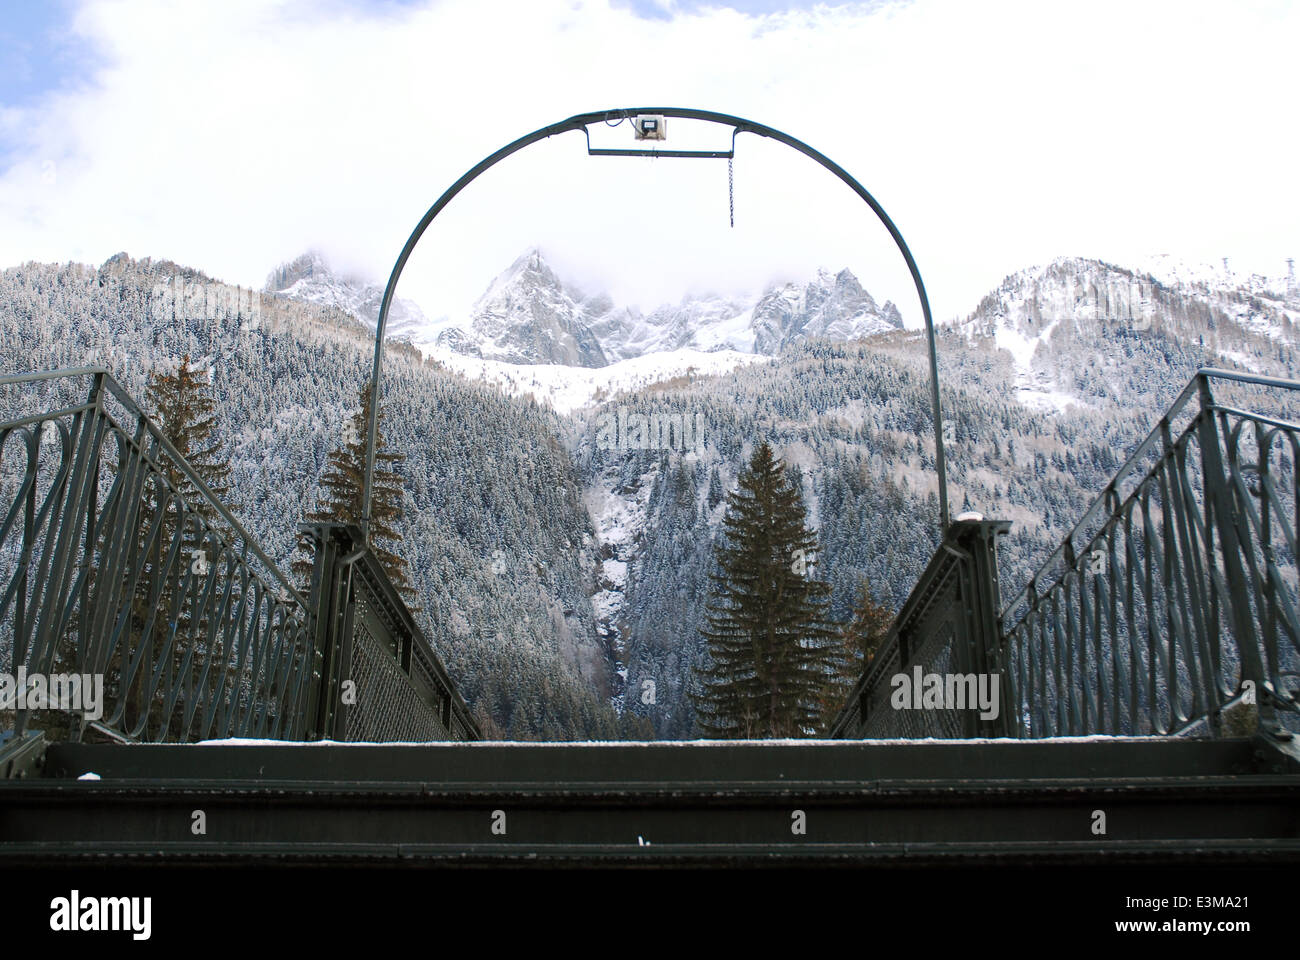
[145,354,232,517]
[126,354,235,738]
[692,441,840,739]
[706,467,724,510]
[293,382,417,605]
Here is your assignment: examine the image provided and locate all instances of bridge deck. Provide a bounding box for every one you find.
[2,736,1296,865]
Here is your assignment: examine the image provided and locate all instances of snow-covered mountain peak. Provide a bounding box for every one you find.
[749,264,898,354]
[961,257,1161,338]
[264,251,430,341]
[481,248,572,302]
[264,250,327,288]
[956,255,1300,415]
[431,252,904,367]
[439,247,608,367]
[271,247,911,369]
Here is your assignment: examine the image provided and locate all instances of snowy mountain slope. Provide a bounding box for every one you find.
[264,251,431,341]
[1130,253,1298,305]
[583,462,659,704]
[955,256,1300,414]
[419,344,771,415]
[588,295,758,361]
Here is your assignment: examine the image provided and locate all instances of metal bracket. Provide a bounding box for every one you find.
[0,729,46,780]
[582,124,738,159]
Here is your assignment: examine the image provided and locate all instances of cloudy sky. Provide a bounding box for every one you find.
[1,0,1296,328]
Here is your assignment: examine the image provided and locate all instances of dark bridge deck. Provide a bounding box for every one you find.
[4,736,1297,865]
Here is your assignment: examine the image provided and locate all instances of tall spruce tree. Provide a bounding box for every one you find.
[692,442,839,738]
[293,382,416,604]
[145,355,232,517]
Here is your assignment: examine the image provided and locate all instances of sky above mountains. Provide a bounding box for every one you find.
[0,0,1296,329]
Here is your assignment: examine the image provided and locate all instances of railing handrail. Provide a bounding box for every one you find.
[0,366,111,388]
[1001,367,1300,620]
[1,366,307,608]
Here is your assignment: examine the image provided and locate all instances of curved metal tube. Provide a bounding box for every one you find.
[362,107,950,540]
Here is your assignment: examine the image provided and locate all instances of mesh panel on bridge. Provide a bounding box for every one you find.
[344,609,450,742]
[1,374,479,749]
[853,591,969,739]
[836,531,997,741]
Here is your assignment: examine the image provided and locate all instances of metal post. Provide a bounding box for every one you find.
[1194,376,1280,738]
[300,523,348,740]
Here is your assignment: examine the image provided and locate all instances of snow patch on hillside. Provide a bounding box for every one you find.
[584,466,659,703]
[1217,348,1262,373]
[419,345,771,414]
[688,306,757,352]
[1129,253,1293,298]
[992,318,1081,413]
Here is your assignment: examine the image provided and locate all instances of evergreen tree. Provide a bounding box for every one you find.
[145,354,232,518]
[706,467,724,510]
[293,382,416,604]
[817,579,894,732]
[842,579,893,665]
[122,355,235,738]
[692,442,839,738]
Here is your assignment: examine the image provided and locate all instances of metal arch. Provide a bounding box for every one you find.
[362,107,951,541]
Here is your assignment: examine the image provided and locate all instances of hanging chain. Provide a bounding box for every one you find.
[728,155,735,228]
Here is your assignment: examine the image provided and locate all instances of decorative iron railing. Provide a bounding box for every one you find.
[0,368,316,744]
[0,369,479,751]
[1000,369,1299,738]
[833,369,1299,742]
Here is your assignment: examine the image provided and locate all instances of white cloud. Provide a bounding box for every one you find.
[0,0,1296,328]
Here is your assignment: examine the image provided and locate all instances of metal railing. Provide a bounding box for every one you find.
[299,523,479,742]
[833,369,1299,742]
[0,368,315,744]
[0,369,479,752]
[1000,369,1299,738]
[830,519,1011,739]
